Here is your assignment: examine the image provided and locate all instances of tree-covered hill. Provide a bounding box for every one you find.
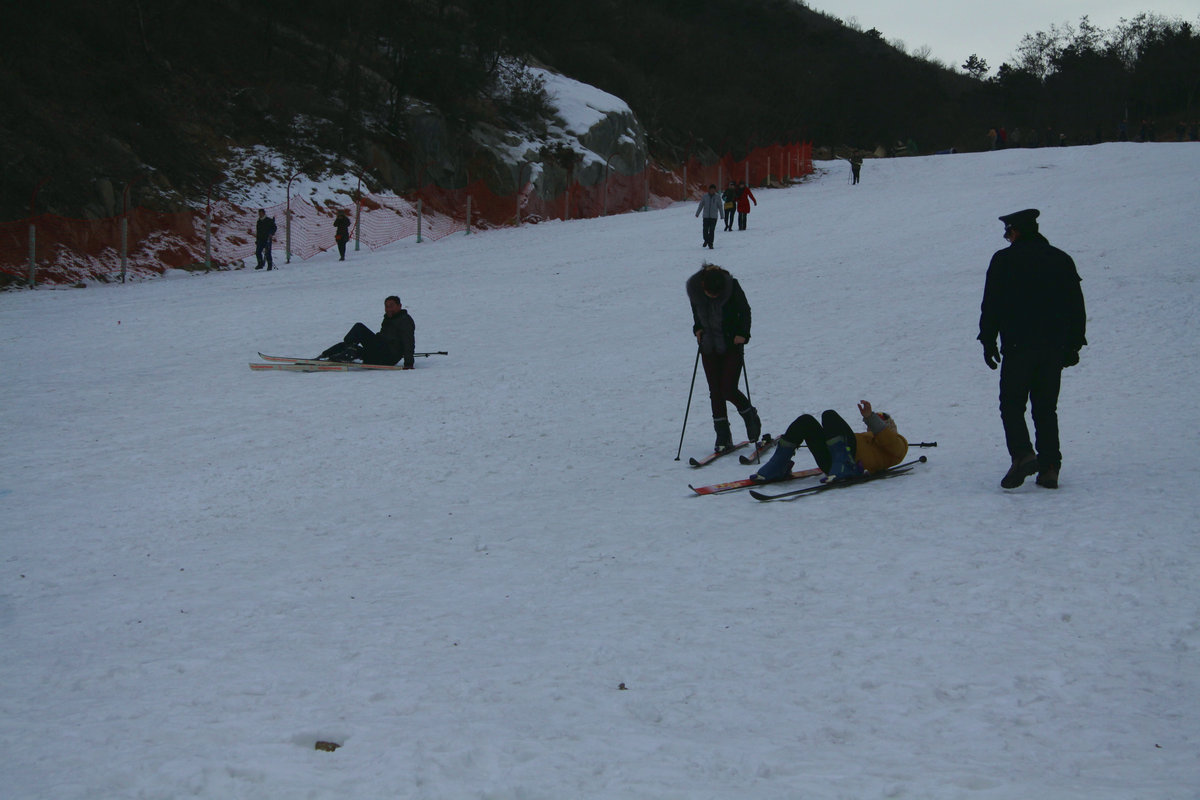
[1,0,1194,219]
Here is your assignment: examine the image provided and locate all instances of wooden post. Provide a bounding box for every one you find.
[27,222,36,288]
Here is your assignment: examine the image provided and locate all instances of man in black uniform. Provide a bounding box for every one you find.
[254,209,277,270]
[979,209,1086,489]
[319,295,416,368]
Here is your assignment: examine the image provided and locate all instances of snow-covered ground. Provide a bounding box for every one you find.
[2,142,1198,799]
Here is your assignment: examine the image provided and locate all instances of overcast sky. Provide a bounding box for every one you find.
[805,1,1200,73]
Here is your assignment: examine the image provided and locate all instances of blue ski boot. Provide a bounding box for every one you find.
[751,440,797,482]
[825,435,864,479]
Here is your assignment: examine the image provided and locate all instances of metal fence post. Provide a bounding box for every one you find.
[27,222,36,288]
[354,176,363,251]
[204,202,213,269]
[354,198,362,252]
[416,198,423,243]
[120,180,136,283]
[465,195,472,235]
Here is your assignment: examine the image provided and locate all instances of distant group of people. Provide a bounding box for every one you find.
[688,207,1087,491]
[252,208,355,270]
[695,181,756,248]
[251,207,411,368]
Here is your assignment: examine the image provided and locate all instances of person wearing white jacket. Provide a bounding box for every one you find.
[694,184,723,249]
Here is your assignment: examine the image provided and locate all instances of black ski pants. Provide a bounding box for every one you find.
[998,348,1064,468]
[781,410,857,473]
[255,238,273,268]
[344,323,398,366]
[701,348,749,420]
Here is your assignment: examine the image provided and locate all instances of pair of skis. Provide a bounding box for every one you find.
[747,456,929,501]
[688,434,932,497]
[249,352,447,372]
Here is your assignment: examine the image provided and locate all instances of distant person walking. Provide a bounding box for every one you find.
[850,156,863,185]
[334,210,352,261]
[721,181,737,231]
[978,208,1087,490]
[735,181,757,230]
[254,209,277,270]
[686,264,761,450]
[695,184,722,249]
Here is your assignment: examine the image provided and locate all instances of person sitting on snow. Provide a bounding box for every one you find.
[318,295,415,368]
[751,400,907,482]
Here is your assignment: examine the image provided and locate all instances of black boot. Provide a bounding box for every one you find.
[713,417,733,451]
[739,406,762,442]
[1001,452,1038,488]
[1036,465,1060,489]
[318,342,361,363]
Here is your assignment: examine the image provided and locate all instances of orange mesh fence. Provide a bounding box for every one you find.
[0,143,811,285]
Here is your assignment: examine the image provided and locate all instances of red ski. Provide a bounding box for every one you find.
[690,467,824,495]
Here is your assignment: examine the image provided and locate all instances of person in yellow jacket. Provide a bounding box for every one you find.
[750,400,908,481]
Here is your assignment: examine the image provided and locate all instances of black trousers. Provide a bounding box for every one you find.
[701,217,717,246]
[255,239,273,267]
[336,237,348,259]
[344,323,398,366]
[723,208,735,230]
[998,349,1063,467]
[701,348,749,419]
[737,212,748,230]
[781,410,856,473]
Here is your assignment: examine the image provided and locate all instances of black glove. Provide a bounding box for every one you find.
[982,341,1001,370]
[1062,349,1080,368]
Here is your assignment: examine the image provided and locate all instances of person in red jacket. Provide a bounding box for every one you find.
[750,400,908,481]
[735,181,757,230]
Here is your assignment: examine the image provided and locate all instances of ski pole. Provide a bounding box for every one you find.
[740,348,752,408]
[414,351,449,357]
[740,349,764,463]
[797,441,938,449]
[675,348,701,460]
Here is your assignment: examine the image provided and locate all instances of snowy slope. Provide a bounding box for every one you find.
[2,142,1198,799]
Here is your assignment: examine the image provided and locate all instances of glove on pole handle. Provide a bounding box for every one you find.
[675,348,702,460]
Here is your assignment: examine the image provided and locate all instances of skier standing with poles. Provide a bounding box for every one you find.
[686,263,761,451]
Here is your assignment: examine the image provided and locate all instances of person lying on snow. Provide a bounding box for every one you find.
[750,400,907,482]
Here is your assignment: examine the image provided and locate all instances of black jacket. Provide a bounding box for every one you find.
[687,267,751,354]
[378,310,416,368]
[255,216,277,243]
[979,233,1086,352]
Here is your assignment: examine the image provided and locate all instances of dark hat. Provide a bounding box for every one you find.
[998,208,1040,231]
